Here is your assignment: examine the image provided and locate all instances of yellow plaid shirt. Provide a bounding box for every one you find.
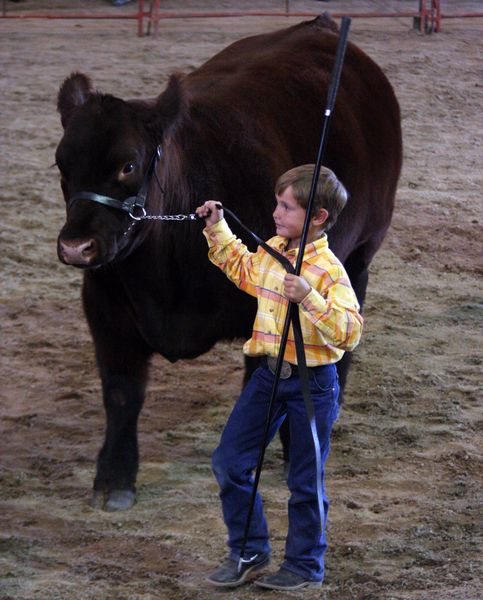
[204,218,363,366]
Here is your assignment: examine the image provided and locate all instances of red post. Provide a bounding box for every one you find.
[418,0,426,32]
[434,0,442,33]
[137,0,144,37]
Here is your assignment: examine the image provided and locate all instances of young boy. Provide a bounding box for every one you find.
[195,164,363,591]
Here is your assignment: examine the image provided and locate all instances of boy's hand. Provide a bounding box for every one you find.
[283,274,311,304]
[195,201,224,226]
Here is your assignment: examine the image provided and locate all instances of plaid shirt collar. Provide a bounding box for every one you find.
[270,234,328,260]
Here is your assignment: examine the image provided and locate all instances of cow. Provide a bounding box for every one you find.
[55,15,402,511]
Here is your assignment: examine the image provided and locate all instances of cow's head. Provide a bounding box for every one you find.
[55,72,183,268]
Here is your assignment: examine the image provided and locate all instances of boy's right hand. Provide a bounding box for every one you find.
[195,201,224,227]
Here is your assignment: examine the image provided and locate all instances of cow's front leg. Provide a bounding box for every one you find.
[92,352,150,511]
[83,278,152,511]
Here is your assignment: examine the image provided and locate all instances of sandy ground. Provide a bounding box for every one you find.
[1,1,482,599]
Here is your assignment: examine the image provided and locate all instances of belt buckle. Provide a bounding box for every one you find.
[267,356,292,379]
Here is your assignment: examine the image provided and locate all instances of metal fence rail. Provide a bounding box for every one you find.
[1,1,482,36]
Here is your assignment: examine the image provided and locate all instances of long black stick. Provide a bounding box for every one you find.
[295,17,351,275]
[237,17,352,572]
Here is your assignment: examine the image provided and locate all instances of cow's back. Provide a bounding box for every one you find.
[161,16,401,262]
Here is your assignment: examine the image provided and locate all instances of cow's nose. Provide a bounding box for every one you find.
[59,238,98,265]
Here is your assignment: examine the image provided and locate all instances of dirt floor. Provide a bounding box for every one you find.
[1,1,482,599]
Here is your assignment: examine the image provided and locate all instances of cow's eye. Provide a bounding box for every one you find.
[122,162,136,175]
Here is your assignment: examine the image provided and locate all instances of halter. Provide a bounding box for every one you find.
[67,146,163,220]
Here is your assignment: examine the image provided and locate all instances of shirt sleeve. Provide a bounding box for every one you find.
[203,218,259,297]
[299,265,363,351]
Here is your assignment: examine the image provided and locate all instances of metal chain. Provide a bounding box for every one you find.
[123,212,198,236]
[138,213,197,221]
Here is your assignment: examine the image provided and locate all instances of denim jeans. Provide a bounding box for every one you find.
[211,361,339,582]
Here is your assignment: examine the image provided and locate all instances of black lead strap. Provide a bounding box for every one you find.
[220,205,295,274]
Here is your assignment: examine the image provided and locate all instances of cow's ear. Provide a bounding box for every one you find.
[152,72,188,132]
[57,72,94,128]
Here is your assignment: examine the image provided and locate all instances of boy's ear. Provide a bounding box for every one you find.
[312,208,329,226]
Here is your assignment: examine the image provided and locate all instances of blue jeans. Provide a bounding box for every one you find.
[211,361,339,582]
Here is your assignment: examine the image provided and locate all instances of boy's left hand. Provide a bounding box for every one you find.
[283,274,311,304]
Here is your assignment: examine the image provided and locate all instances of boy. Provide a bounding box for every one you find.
[195,164,363,591]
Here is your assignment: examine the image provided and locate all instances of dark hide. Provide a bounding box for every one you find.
[55,16,402,510]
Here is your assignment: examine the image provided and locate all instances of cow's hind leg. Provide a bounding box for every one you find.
[243,355,260,385]
[337,239,377,395]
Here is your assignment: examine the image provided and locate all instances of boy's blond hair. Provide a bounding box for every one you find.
[275,164,348,231]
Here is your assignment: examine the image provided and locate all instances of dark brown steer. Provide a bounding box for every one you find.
[55,16,402,511]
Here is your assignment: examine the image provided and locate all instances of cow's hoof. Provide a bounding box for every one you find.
[104,490,136,512]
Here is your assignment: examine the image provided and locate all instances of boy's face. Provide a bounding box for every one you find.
[273,186,307,246]
[273,185,329,249]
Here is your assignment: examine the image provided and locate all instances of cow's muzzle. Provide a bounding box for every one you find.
[58,237,99,266]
